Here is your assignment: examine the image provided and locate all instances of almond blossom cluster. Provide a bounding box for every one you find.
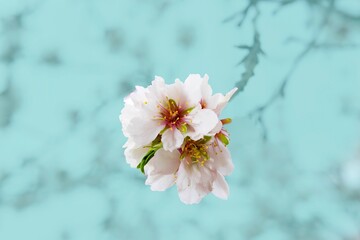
[119,74,237,204]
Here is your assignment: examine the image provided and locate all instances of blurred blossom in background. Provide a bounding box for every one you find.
[0,0,360,239]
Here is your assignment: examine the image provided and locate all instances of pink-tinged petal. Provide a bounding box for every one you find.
[176,162,214,204]
[128,86,148,107]
[166,79,187,104]
[145,149,180,191]
[146,149,180,174]
[177,163,205,204]
[146,174,176,191]
[120,101,142,137]
[178,183,204,204]
[214,88,238,115]
[206,93,223,110]
[126,116,164,148]
[212,172,229,200]
[184,74,204,105]
[121,86,148,111]
[208,141,234,176]
[124,147,148,168]
[161,128,184,151]
[120,108,140,139]
[152,76,166,86]
[199,74,215,108]
[123,139,136,149]
[200,74,212,97]
[187,109,219,140]
[120,86,160,140]
[209,121,223,136]
[147,76,167,101]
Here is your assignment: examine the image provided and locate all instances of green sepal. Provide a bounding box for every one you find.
[197,135,211,145]
[217,133,229,146]
[137,149,156,174]
[203,135,212,143]
[137,141,162,174]
[221,118,232,125]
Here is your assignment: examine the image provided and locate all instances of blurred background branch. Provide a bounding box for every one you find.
[0,0,359,239]
[227,0,360,140]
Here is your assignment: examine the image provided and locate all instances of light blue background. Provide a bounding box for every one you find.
[1,0,360,239]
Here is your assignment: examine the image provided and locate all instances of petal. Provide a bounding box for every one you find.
[120,107,137,137]
[120,92,146,137]
[206,93,223,110]
[183,74,204,105]
[165,80,195,111]
[120,85,163,147]
[187,108,219,140]
[145,149,180,191]
[212,172,229,200]
[214,88,238,115]
[121,86,148,110]
[120,86,150,125]
[147,174,177,191]
[126,116,164,148]
[209,121,223,136]
[176,162,214,204]
[208,141,234,176]
[152,76,166,87]
[200,74,213,97]
[161,128,184,151]
[147,76,167,102]
[124,146,148,168]
[145,149,180,174]
[177,183,204,205]
[198,74,215,108]
[176,163,204,204]
[166,79,186,102]
[128,86,148,107]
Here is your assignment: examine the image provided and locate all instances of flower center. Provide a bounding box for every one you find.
[180,137,210,166]
[163,99,181,125]
[157,98,193,131]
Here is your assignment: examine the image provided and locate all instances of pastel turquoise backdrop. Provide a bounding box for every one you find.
[0,0,360,239]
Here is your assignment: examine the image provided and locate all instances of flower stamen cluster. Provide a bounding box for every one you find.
[180,137,210,166]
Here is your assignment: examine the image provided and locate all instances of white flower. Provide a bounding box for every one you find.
[120,76,219,152]
[183,74,237,136]
[183,74,238,115]
[119,74,236,204]
[145,135,233,204]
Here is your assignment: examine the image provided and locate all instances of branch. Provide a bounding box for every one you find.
[248,0,337,140]
[234,32,264,94]
[228,0,264,96]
